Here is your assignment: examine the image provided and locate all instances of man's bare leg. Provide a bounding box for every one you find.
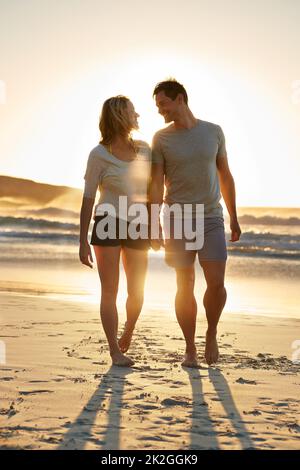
[118,246,148,353]
[175,265,199,367]
[200,260,227,365]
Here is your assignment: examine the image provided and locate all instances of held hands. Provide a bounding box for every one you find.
[150,223,165,251]
[230,217,242,242]
[150,238,165,251]
[79,241,94,268]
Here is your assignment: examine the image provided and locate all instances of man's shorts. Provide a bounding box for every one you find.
[164,216,227,268]
[90,214,150,251]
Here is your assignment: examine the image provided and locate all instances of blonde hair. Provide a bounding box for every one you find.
[99,95,133,145]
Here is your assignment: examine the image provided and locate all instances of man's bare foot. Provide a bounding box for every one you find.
[205,330,219,365]
[118,322,135,353]
[110,351,135,367]
[181,348,199,368]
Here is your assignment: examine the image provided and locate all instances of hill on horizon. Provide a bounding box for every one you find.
[0,175,83,215]
[0,174,299,221]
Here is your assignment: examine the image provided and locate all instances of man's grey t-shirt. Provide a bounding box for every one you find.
[152,119,227,218]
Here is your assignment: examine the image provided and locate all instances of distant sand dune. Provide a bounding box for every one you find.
[0,175,82,213]
[1,174,299,220]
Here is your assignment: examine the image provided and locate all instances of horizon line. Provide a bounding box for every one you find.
[1,173,299,210]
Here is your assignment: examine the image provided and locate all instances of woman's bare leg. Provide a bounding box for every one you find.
[118,246,148,353]
[93,245,134,367]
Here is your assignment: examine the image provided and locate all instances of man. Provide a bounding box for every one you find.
[149,79,241,368]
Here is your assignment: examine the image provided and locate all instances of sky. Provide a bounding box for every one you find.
[0,0,300,207]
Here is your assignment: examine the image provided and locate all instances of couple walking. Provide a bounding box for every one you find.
[79,79,241,368]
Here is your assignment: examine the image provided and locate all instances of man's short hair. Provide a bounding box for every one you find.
[153,79,188,104]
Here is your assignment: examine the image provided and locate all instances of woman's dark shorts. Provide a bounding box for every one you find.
[90,215,150,251]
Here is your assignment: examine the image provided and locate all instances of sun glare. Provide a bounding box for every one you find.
[4,49,298,207]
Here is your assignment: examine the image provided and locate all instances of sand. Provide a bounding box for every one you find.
[0,291,300,450]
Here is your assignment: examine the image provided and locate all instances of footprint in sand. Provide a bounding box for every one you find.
[137,435,167,442]
[0,406,17,417]
[134,404,159,410]
[0,335,19,338]
[243,410,262,416]
[236,377,257,385]
[28,380,49,384]
[288,423,300,433]
[161,398,191,407]
[71,377,86,383]
[19,390,54,395]
[1,398,24,418]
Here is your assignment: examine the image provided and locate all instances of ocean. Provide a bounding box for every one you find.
[0,210,299,262]
[0,208,299,320]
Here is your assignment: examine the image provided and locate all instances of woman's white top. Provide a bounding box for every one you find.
[83,140,151,221]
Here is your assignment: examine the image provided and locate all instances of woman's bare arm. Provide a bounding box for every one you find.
[79,196,95,268]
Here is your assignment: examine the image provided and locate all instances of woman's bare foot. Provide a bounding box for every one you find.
[205,329,219,365]
[181,347,199,368]
[110,351,135,367]
[118,322,135,353]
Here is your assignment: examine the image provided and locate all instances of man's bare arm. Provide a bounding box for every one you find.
[148,163,164,249]
[217,154,241,242]
[149,162,164,204]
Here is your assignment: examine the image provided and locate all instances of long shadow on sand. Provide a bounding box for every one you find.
[57,364,255,450]
[183,367,219,449]
[185,368,255,450]
[57,366,133,450]
[208,368,255,449]
[183,367,255,449]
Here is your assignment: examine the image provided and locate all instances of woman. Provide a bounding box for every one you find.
[79,96,151,367]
